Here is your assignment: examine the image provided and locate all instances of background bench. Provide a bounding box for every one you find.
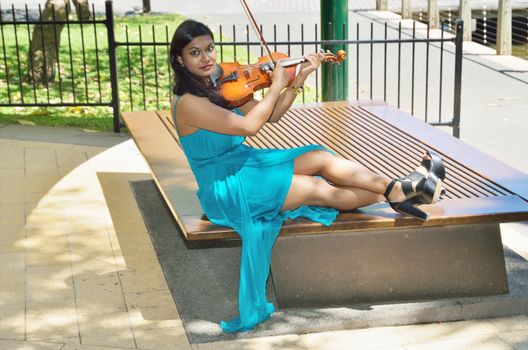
[123,101,528,308]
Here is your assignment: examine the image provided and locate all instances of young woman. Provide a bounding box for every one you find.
[169,19,444,332]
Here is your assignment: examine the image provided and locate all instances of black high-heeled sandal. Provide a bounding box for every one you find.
[384,177,429,221]
[405,150,446,205]
[418,171,444,204]
[422,149,445,180]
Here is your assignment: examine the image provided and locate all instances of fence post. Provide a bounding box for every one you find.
[453,19,463,139]
[401,0,412,19]
[428,0,439,28]
[105,0,120,133]
[459,0,472,40]
[376,0,388,11]
[142,0,151,13]
[497,0,512,55]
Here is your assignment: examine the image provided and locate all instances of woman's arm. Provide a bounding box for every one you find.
[236,76,304,123]
[237,53,327,123]
[268,52,326,123]
[266,75,305,123]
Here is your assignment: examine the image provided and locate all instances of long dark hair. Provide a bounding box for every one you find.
[169,20,229,108]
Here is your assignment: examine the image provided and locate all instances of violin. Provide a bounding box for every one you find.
[211,50,346,107]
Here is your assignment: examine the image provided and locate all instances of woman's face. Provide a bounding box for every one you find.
[178,34,217,79]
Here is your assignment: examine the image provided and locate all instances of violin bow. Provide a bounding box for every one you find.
[239,0,275,68]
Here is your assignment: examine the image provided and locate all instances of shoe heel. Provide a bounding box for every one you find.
[416,175,444,205]
[390,201,430,221]
[431,178,443,204]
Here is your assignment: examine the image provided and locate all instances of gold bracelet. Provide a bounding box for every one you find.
[289,83,304,95]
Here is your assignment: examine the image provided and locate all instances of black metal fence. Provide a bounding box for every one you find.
[0,1,463,137]
[0,1,120,130]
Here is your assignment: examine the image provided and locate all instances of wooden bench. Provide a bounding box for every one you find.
[123,101,528,308]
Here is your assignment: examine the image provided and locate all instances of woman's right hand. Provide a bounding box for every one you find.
[270,63,289,90]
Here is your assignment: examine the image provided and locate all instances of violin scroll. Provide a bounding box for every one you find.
[320,49,346,65]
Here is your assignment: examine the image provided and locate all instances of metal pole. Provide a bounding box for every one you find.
[105,0,120,133]
[321,0,348,101]
[453,19,463,139]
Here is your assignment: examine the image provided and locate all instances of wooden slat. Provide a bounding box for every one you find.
[332,106,503,198]
[349,106,509,198]
[360,103,528,200]
[344,106,506,199]
[294,107,410,176]
[156,110,182,147]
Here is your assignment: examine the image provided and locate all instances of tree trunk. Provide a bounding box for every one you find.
[71,0,91,20]
[27,0,91,84]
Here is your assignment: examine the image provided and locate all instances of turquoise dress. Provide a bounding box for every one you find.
[173,99,338,332]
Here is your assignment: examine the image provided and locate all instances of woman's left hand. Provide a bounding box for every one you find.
[297,52,325,80]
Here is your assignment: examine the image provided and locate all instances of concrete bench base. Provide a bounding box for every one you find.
[271,223,508,308]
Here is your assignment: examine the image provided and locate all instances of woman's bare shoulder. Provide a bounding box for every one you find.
[172,94,207,136]
[175,93,212,115]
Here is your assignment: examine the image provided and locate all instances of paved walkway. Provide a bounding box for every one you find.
[1,3,528,349]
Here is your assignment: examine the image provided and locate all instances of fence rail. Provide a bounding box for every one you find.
[0,2,120,129]
[1,0,463,137]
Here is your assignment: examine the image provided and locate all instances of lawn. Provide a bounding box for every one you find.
[0,12,314,131]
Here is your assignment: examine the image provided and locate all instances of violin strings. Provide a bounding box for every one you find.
[235,54,335,72]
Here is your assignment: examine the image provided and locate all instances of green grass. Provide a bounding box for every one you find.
[0,13,186,131]
[0,13,316,131]
[512,43,528,60]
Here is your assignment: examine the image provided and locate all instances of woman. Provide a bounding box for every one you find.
[169,19,444,332]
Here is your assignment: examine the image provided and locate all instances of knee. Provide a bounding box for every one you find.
[322,154,366,175]
[305,177,333,204]
[294,150,334,175]
[284,175,334,210]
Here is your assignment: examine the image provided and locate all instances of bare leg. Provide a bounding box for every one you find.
[293,150,425,202]
[281,175,384,211]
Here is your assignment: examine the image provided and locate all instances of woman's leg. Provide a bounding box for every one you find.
[293,150,423,202]
[281,174,384,211]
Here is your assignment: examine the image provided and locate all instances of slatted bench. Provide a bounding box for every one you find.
[122,101,528,308]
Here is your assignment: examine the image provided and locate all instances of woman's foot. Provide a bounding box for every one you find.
[384,177,429,221]
[383,149,447,220]
[385,178,421,203]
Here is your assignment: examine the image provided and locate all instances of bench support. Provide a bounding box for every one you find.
[271,223,509,308]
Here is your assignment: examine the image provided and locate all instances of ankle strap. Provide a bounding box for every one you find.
[384,179,397,199]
